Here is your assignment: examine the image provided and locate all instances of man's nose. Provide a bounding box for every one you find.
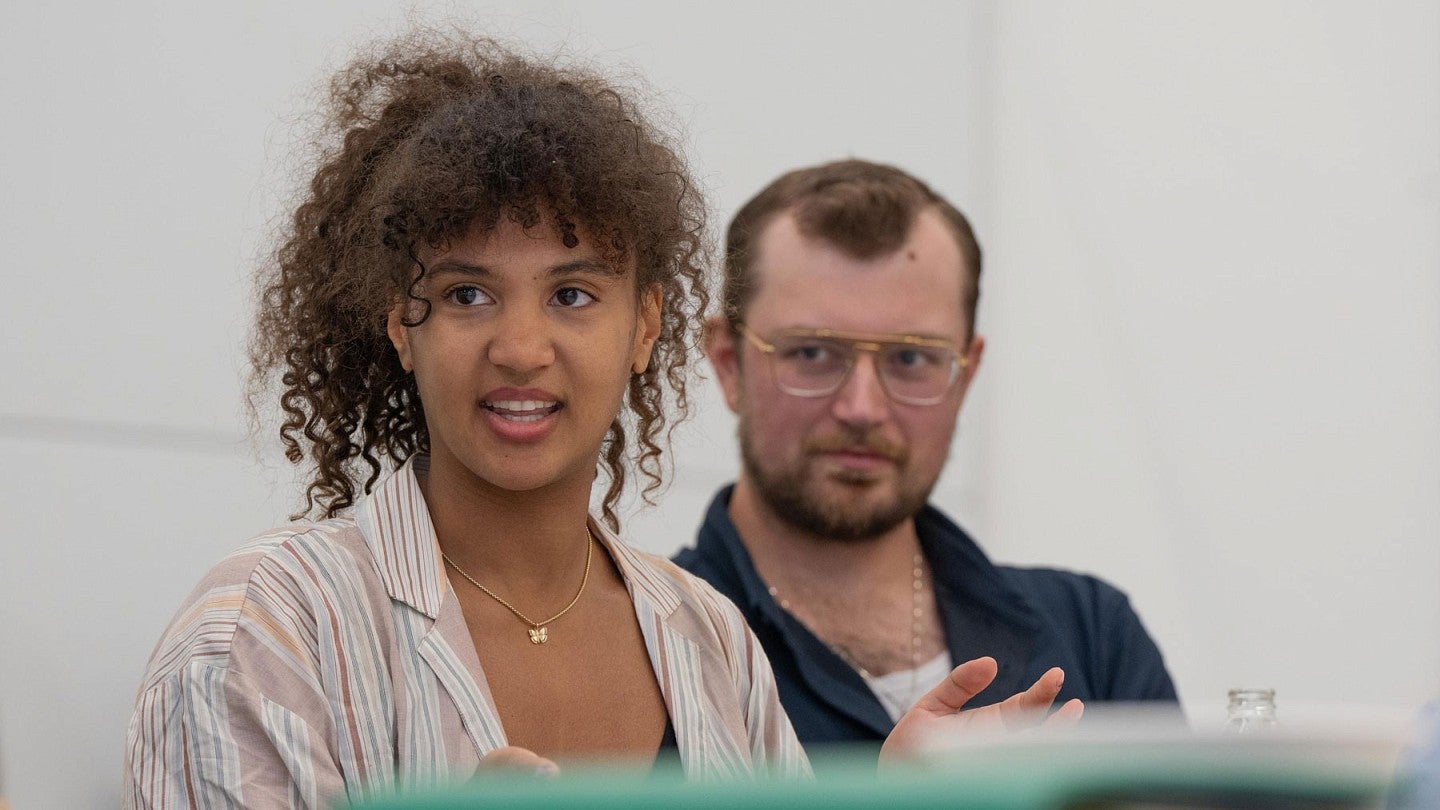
[830,353,890,428]
[486,303,556,374]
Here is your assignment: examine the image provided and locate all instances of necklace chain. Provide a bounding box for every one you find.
[767,552,926,689]
[441,528,595,645]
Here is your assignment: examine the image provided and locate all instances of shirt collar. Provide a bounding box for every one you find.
[912,505,1042,633]
[694,485,786,619]
[355,455,448,619]
[355,456,683,621]
[694,484,1036,625]
[593,518,684,617]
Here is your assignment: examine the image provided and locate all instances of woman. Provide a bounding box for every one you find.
[124,30,1078,809]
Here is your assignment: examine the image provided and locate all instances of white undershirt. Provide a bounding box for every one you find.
[864,650,954,723]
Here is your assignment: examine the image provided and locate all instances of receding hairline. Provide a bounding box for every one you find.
[741,203,977,314]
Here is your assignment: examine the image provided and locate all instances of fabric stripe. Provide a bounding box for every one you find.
[261,698,319,810]
[392,606,446,785]
[182,664,242,810]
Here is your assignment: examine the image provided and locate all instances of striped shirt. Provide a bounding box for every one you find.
[123,458,809,808]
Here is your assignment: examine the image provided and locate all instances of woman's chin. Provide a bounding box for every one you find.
[465,459,593,497]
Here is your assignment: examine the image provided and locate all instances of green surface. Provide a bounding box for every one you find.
[346,747,1393,810]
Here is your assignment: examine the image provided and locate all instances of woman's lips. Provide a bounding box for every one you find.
[480,399,563,442]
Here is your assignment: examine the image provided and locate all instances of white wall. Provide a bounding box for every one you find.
[973,0,1440,726]
[1,1,1435,805]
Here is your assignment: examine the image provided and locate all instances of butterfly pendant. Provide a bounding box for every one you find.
[528,625,549,645]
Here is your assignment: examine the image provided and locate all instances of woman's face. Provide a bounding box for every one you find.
[387,216,661,498]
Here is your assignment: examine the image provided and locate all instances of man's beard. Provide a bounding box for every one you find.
[737,414,936,543]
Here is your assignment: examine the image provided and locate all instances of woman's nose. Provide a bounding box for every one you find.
[486,304,556,374]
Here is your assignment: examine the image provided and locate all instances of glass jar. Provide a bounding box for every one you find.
[1224,687,1279,733]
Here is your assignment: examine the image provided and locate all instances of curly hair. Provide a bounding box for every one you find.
[249,30,709,530]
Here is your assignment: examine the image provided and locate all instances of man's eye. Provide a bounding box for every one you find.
[551,287,596,308]
[786,344,833,363]
[894,349,928,367]
[890,348,945,368]
[446,285,492,306]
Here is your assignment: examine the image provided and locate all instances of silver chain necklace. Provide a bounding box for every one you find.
[766,552,926,694]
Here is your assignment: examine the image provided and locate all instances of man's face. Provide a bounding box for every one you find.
[711,208,984,541]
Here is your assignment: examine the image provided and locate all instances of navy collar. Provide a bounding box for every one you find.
[693,485,1043,737]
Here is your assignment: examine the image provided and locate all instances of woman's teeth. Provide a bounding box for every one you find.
[501,413,547,422]
[484,400,558,421]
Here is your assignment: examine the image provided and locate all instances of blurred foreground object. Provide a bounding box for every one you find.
[351,704,1413,809]
[1388,701,1440,810]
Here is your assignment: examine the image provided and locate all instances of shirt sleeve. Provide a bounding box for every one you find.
[123,536,351,809]
[1092,577,1179,702]
[125,662,343,810]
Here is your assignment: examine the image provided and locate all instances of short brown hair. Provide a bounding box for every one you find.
[249,30,708,530]
[722,159,981,340]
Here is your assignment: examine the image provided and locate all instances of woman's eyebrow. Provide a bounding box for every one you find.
[428,261,492,278]
[427,259,620,278]
[548,259,623,278]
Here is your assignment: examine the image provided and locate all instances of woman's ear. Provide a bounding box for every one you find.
[387,305,414,372]
[631,284,663,374]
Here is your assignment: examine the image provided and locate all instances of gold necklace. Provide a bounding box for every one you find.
[767,552,926,690]
[442,529,594,645]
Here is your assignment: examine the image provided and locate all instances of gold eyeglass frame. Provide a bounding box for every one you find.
[737,323,968,406]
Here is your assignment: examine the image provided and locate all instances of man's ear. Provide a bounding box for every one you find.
[631,284,663,374]
[959,333,985,393]
[704,314,743,413]
[387,305,414,372]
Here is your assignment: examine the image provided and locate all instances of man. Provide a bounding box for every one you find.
[674,159,1177,745]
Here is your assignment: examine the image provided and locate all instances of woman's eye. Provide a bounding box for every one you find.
[551,287,596,308]
[446,285,492,307]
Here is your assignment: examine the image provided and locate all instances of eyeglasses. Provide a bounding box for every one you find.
[738,324,967,406]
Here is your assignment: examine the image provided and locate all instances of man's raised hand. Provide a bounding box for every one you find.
[879,656,1084,765]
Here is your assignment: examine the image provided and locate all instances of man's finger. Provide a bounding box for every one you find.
[911,656,998,715]
[1008,667,1064,711]
[993,666,1065,729]
[1044,698,1085,728]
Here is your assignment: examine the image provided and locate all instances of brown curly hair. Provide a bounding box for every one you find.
[249,30,709,530]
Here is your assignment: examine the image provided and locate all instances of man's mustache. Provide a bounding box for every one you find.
[804,434,907,462]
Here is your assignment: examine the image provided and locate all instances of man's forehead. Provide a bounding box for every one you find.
[746,210,970,335]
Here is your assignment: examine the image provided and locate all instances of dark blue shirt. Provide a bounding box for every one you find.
[673,486,1179,744]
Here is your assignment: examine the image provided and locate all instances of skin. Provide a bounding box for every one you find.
[709,207,1083,748]
[387,215,668,769]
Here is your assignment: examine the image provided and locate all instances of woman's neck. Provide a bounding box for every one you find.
[416,450,597,597]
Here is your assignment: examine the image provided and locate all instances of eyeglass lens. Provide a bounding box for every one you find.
[769,336,955,402]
